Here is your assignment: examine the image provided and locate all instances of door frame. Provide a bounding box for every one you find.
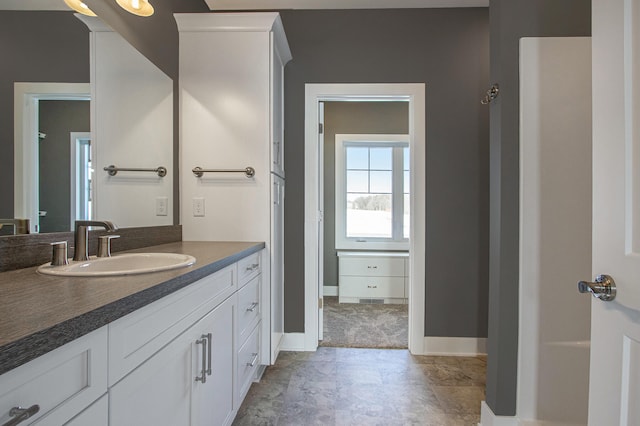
[304,83,426,354]
[14,82,90,232]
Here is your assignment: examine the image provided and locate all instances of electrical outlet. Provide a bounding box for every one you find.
[156,197,168,216]
[193,197,205,217]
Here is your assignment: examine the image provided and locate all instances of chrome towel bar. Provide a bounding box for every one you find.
[192,166,255,178]
[104,165,167,177]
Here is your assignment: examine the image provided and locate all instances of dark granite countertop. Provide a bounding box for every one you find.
[0,241,264,375]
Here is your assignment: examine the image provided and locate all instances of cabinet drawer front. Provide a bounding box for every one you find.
[0,327,107,426]
[237,251,262,288]
[108,264,237,385]
[339,257,405,277]
[236,323,260,405]
[237,275,261,343]
[339,276,405,298]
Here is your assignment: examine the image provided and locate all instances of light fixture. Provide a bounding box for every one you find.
[64,0,96,17]
[115,0,154,17]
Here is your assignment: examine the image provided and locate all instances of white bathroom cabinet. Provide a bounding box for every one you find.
[176,12,291,366]
[337,251,409,304]
[0,249,264,426]
[110,296,235,426]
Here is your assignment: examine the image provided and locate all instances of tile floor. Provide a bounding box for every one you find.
[233,347,486,425]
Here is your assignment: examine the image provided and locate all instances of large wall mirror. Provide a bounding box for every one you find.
[1,6,173,236]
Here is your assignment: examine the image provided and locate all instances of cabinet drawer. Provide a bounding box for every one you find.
[237,251,262,288]
[236,323,260,405]
[237,275,261,343]
[339,256,405,277]
[339,276,405,299]
[108,263,237,385]
[0,327,107,426]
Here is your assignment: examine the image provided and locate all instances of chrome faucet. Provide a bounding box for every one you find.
[0,218,30,235]
[73,220,118,261]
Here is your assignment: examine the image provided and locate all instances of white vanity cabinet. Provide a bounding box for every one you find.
[176,12,291,367]
[109,296,235,426]
[337,251,409,304]
[0,327,107,426]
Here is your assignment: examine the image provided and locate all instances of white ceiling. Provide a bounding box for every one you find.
[1,0,488,11]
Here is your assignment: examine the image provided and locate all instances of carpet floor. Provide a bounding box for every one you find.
[319,296,408,349]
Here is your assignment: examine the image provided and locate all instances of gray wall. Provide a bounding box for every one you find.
[281,8,490,336]
[323,101,409,288]
[38,100,90,233]
[485,0,591,416]
[0,11,89,220]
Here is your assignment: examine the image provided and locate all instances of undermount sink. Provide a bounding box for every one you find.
[37,253,196,277]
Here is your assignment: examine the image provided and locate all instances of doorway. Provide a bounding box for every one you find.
[14,82,90,233]
[304,83,426,354]
[320,102,410,349]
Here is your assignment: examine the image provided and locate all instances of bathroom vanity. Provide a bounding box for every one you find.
[0,241,264,426]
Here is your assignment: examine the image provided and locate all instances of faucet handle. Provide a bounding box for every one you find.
[50,241,69,266]
[97,235,120,258]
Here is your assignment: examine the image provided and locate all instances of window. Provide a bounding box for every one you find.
[335,134,409,250]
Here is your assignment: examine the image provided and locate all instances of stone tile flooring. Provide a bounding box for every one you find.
[233,347,486,425]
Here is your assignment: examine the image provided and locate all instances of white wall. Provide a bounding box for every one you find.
[90,25,173,228]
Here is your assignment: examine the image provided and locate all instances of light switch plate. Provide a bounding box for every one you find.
[156,197,168,216]
[193,197,205,217]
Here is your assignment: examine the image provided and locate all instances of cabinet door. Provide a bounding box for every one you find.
[270,35,285,176]
[191,296,235,426]
[109,325,194,426]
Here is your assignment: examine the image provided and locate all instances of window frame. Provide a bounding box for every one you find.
[335,133,410,250]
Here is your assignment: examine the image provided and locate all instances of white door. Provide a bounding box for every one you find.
[588,1,640,424]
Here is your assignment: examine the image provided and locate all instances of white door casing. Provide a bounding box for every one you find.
[304,83,426,354]
[318,101,325,341]
[589,0,640,424]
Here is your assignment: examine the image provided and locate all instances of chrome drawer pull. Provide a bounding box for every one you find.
[367,265,378,269]
[205,332,212,376]
[247,353,259,367]
[245,263,259,272]
[246,302,259,312]
[3,405,40,426]
[195,335,208,383]
[367,285,378,289]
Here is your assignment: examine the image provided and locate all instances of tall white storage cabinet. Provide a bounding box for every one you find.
[176,13,291,366]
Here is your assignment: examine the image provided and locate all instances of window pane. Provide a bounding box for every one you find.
[404,194,410,239]
[346,147,369,170]
[404,171,410,194]
[370,147,392,170]
[403,147,410,170]
[370,171,392,193]
[346,193,392,238]
[347,171,369,193]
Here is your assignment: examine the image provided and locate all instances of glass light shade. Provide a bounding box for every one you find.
[64,0,97,16]
[116,0,154,17]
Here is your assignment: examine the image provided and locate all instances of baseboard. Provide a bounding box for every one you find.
[280,333,307,351]
[423,337,487,356]
[480,401,518,426]
[323,285,338,296]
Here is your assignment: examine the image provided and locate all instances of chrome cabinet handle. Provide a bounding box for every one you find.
[2,405,40,426]
[245,263,259,272]
[367,265,378,269]
[205,332,212,376]
[247,353,259,367]
[578,274,617,301]
[367,285,378,289]
[195,335,208,383]
[246,302,259,312]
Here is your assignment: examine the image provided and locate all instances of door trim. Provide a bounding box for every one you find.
[304,83,426,354]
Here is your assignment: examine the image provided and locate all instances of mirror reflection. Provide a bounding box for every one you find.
[1,9,173,236]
